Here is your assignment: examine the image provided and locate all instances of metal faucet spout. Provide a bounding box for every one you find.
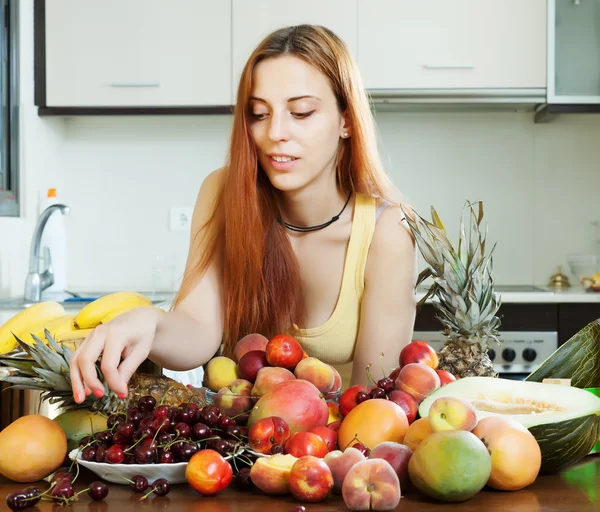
[24,204,70,302]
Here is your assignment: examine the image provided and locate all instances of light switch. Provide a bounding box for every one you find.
[169,207,193,232]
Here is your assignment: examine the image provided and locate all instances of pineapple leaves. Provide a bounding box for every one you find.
[16,334,68,376]
[34,367,71,391]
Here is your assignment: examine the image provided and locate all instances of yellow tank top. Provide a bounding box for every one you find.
[292,193,377,389]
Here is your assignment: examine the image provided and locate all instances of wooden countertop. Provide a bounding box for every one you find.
[1,455,598,512]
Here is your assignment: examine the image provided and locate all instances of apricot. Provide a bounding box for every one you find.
[428,396,478,432]
[403,417,434,452]
[252,367,296,396]
[324,447,366,494]
[265,334,304,370]
[338,399,409,450]
[285,432,329,458]
[294,357,335,394]
[342,459,401,511]
[238,350,269,383]
[289,456,334,503]
[214,379,254,416]
[249,453,298,494]
[369,441,412,488]
[204,356,240,392]
[400,340,439,369]
[234,333,269,362]
[387,390,418,424]
[248,380,329,434]
[394,363,440,403]
[472,416,541,491]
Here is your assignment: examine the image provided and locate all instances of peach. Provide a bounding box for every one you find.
[428,396,478,432]
[265,334,304,370]
[252,367,296,396]
[248,379,329,433]
[285,432,329,458]
[387,390,418,424]
[329,366,342,393]
[214,379,254,416]
[338,399,409,451]
[249,453,298,494]
[436,369,457,386]
[403,417,434,452]
[369,441,413,488]
[309,426,338,452]
[342,459,401,511]
[338,384,366,416]
[394,363,441,403]
[204,356,240,392]
[327,402,342,424]
[400,340,439,369]
[248,416,291,455]
[289,455,334,503]
[238,350,269,383]
[324,447,366,494]
[294,357,335,394]
[234,333,269,362]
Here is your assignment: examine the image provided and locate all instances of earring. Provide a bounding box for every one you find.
[342,132,349,138]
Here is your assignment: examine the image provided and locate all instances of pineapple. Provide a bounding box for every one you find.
[402,200,501,378]
[0,330,205,413]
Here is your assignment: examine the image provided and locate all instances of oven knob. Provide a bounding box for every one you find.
[502,348,516,362]
[488,349,496,361]
[523,348,537,362]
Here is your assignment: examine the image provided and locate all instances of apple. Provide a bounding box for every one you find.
[338,384,366,416]
[342,459,401,511]
[289,456,334,503]
[238,350,269,383]
[248,416,291,455]
[323,447,366,493]
[369,441,412,488]
[265,334,304,370]
[285,432,329,458]
[309,426,338,452]
[185,449,233,495]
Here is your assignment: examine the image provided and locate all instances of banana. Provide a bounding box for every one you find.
[0,302,66,354]
[73,292,153,329]
[16,314,76,345]
[55,328,95,343]
[101,304,166,324]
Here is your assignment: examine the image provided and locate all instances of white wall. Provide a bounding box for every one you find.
[1,1,599,298]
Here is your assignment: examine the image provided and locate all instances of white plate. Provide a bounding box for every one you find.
[68,447,243,485]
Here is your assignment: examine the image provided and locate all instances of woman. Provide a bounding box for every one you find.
[69,25,418,403]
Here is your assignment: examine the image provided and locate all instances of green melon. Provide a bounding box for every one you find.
[419,377,600,473]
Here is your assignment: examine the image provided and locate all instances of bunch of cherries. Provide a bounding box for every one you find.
[79,394,248,466]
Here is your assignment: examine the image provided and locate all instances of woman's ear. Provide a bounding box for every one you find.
[340,111,351,139]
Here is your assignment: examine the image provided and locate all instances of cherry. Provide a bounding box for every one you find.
[355,391,370,404]
[173,422,191,438]
[23,486,41,506]
[124,453,136,464]
[238,426,249,439]
[139,416,154,431]
[127,407,143,427]
[179,442,198,461]
[156,433,173,446]
[218,415,236,429]
[107,412,125,428]
[116,422,135,441]
[377,377,395,393]
[137,395,157,412]
[353,442,371,457]
[105,444,125,464]
[158,449,175,464]
[151,478,171,497]
[153,405,170,420]
[369,387,386,399]
[79,435,92,447]
[51,482,74,502]
[176,408,194,425]
[129,475,149,493]
[204,405,221,418]
[5,491,28,511]
[223,425,242,441]
[170,440,186,458]
[95,445,107,463]
[88,480,109,501]
[235,467,254,491]
[270,444,284,454]
[81,446,97,461]
[152,417,171,434]
[134,445,156,464]
[199,409,219,428]
[214,439,231,457]
[52,469,74,484]
[192,423,211,440]
[141,438,157,449]
[134,427,154,443]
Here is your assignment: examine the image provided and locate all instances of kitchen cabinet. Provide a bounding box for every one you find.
[231,0,358,104]
[38,0,232,111]
[357,0,547,91]
[548,0,600,103]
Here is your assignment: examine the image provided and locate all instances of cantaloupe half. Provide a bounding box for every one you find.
[419,377,600,473]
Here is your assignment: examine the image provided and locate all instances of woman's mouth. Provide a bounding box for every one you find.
[268,155,300,171]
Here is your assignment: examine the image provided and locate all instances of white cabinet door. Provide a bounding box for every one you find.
[231,0,358,103]
[358,0,546,90]
[45,0,231,107]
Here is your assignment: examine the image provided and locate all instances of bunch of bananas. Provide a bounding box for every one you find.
[0,291,160,355]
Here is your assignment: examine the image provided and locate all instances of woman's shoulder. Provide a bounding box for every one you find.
[369,199,416,259]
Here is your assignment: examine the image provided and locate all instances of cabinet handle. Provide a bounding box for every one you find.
[423,64,475,70]
[110,82,161,88]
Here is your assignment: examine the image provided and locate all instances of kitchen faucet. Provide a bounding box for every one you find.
[24,203,70,303]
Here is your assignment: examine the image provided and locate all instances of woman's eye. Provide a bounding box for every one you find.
[251,112,268,120]
[292,111,314,119]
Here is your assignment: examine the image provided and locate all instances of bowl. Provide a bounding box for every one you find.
[68,446,244,485]
[566,254,600,289]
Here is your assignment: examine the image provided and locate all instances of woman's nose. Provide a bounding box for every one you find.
[267,112,291,142]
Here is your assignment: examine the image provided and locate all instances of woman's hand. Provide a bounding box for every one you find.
[69,306,163,403]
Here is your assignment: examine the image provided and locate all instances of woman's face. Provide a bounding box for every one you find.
[249,55,348,194]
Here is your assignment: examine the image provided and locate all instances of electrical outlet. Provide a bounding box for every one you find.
[169,207,193,232]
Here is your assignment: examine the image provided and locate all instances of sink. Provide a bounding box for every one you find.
[0,291,174,310]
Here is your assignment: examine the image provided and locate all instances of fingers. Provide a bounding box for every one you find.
[117,344,148,391]
[75,326,109,397]
[100,331,128,397]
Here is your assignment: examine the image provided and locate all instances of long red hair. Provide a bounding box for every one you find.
[174,25,399,357]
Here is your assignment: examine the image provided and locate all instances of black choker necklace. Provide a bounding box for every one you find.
[276,191,353,233]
